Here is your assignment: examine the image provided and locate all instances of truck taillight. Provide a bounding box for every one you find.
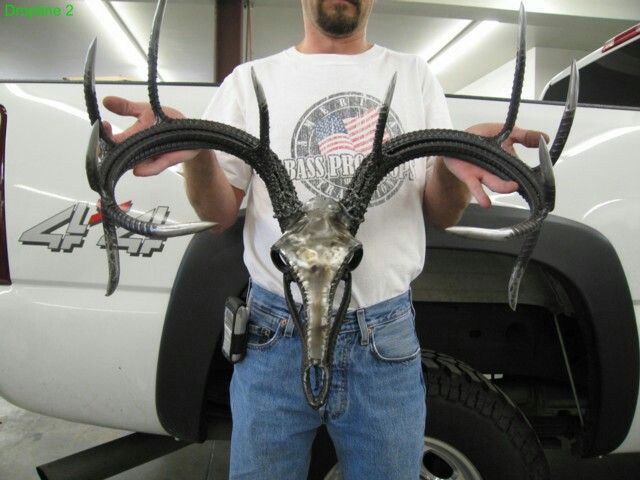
[0,105,10,285]
[602,23,640,53]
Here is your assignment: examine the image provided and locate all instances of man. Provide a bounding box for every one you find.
[103,1,544,478]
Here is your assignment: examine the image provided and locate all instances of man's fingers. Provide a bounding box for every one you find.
[133,158,164,177]
[465,178,491,209]
[511,127,550,148]
[481,173,519,194]
[464,172,519,208]
[501,143,518,157]
[101,121,114,141]
[111,123,146,144]
[132,155,177,177]
[132,150,199,177]
[103,96,148,118]
[101,96,152,143]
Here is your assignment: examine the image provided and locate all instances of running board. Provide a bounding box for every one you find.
[36,432,192,480]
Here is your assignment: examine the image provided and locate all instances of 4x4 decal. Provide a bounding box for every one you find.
[96,206,169,256]
[19,202,169,256]
[20,203,90,252]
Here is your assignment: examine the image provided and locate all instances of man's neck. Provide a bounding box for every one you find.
[296,25,372,54]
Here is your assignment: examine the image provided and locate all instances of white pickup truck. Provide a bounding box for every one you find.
[1,23,639,480]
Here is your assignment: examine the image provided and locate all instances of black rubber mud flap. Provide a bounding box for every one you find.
[156,213,248,441]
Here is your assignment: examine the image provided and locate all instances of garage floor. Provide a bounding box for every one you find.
[1,396,639,480]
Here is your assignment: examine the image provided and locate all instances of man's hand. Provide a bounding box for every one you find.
[101,96,200,177]
[444,123,549,208]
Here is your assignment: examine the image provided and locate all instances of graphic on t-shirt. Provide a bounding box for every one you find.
[288,92,415,206]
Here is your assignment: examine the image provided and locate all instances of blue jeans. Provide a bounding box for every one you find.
[229,282,426,479]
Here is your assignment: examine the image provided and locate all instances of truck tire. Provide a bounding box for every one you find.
[320,350,550,480]
[421,350,550,480]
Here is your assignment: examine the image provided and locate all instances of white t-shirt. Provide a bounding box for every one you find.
[202,44,452,308]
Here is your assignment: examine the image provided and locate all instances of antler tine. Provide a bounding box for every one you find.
[246,67,304,230]
[146,221,219,238]
[340,74,397,230]
[548,61,579,164]
[85,121,102,192]
[538,135,555,209]
[148,0,168,122]
[83,38,113,148]
[83,37,120,296]
[102,203,217,239]
[104,221,120,296]
[494,3,526,145]
[250,67,270,152]
[444,212,545,241]
[371,73,397,156]
[507,226,542,310]
[83,38,101,126]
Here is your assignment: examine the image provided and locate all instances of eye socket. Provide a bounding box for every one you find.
[347,246,363,271]
[270,248,290,273]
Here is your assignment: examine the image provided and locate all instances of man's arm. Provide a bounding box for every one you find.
[182,149,245,231]
[423,157,471,229]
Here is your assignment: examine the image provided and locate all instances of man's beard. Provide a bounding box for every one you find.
[315,0,361,37]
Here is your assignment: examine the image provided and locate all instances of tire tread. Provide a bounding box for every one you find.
[422,349,550,480]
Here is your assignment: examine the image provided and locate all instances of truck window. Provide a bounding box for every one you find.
[543,39,640,108]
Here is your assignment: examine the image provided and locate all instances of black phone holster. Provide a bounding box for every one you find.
[222,296,249,364]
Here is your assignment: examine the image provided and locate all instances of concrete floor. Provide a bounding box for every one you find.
[1,396,639,480]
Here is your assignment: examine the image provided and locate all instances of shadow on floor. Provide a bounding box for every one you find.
[1,396,639,479]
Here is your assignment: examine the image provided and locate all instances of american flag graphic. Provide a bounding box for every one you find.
[316,107,390,156]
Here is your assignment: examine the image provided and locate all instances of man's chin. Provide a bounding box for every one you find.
[317,2,360,36]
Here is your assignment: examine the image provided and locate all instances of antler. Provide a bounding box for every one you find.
[82,0,579,409]
[83,0,303,295]
[340,3,580,310]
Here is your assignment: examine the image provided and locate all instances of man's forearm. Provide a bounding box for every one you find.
[423,157,471,229]
[183,149,243,231]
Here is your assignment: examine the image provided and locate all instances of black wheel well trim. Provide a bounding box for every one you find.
[155,206,638,455]
[426,204,638,456]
